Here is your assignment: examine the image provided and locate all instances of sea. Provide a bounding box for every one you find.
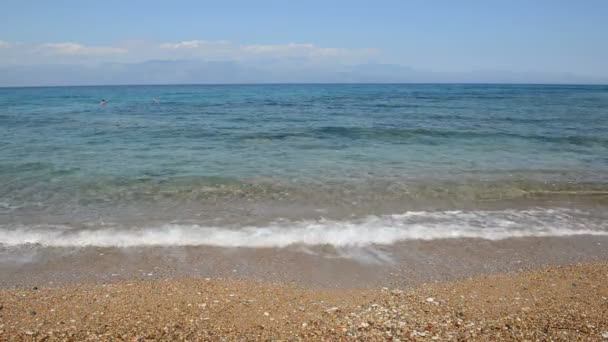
[1,84,608,249]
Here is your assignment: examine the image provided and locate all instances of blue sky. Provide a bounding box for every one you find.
[1,0,607,85]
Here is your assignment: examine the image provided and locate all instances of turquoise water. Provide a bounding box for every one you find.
[1,84,608,246]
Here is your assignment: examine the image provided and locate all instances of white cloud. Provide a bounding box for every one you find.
[242,43,326,57]
[159,40,230,49]
[41,42,127,55]
[160,40,202,49]
[0,39,379,66]
[241,42,315,54]
[242,43,380,58]
[159,40,379,60]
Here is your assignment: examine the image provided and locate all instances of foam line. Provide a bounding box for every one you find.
[1,209,606,248]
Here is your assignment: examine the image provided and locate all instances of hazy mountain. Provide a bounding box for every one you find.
[1,61,606,87]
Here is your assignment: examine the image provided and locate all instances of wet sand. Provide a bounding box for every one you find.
[1,235,608,289]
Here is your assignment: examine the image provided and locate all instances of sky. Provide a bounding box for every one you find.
[1,0,607,85]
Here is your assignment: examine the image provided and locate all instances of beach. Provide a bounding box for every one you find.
[2,235,608,340]
[1,260,607,341]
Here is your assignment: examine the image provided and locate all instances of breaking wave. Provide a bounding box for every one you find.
[1,208,606,248]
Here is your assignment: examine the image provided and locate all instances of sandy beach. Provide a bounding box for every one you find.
[3,235,608,340]
[1,260,607,341]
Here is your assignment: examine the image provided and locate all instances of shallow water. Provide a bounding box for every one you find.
[1,84,607,247]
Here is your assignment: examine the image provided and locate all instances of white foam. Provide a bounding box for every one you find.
[1,208,607,248]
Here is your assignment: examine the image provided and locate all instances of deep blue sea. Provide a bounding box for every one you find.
[1,84,608,247]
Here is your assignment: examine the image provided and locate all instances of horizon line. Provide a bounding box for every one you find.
[2,81,608,89]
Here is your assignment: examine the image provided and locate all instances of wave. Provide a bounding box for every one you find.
[1,208,606,248]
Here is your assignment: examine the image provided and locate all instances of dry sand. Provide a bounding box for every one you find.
[1,261,607,341]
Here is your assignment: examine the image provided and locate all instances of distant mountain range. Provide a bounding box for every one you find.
[1,61,606,87]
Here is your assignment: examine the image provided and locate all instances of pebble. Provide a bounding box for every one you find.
[325,307,340,314]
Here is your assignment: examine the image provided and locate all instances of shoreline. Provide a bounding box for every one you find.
[1,260,607,340]
[3,235,608,289]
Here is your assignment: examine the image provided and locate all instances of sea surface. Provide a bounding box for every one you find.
[1,84,608,248]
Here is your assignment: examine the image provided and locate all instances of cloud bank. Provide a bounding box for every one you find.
[41,42,127,56]
[0,39,605,86]
[0,40,379,65]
